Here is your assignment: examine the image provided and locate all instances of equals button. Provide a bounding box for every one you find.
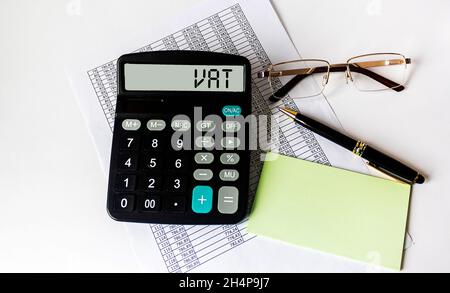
[218,186,239,214]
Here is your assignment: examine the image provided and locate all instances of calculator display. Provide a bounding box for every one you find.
[124,64,244,92]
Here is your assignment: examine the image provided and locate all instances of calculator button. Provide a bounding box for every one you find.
[221,137,240,149]
[167,175,186,192]
[119,135,140,150]
[195,136,215,149]
[146,119,166,131]
[193,169,213,181]
[117,153,138,170]
[192,186,213,214]
[139,196,161,212]
[222,121,241,133]
[121,119,141,131]
[141,175,162,192]
[222,105,242,117]
[172,138,187,151]
[194,152,214,164]
[115,195,135,212]
[143,136,165,151]
[168,155,188,172]
[171,119,191,131]
[115,175,136,191]
[196,120,216,132]
[220,153,240,165]
[142,154,163,171]
[165,196,186,212]
[219,169,239,181]
[218,186,238,214]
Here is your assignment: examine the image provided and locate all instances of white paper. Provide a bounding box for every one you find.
[66,0,378,272]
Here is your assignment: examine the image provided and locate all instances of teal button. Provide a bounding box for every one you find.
[192,186,213,214]
[222,105,242,117]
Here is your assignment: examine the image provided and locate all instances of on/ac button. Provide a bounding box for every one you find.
[222,105,242,117]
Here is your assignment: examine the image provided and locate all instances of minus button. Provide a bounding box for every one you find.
[193,169,213,181]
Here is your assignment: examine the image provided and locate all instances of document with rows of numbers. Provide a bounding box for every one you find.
[67,0,369,272]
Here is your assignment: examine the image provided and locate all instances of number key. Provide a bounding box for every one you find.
[143,135,165,151]
[172,137,187,151]
[139,196,161,212]
[142,154,163,171]
[115,175,136,191]
[118,153,137,170]
[120,134,140,150]
[168,155,188,172]
[167,175,186,192]
[140,175,162,192]
[115,195,135,212]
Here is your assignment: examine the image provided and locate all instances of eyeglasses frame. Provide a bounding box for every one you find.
[257,53,411,101]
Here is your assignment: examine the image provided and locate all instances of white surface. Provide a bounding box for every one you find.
[0,0,449,272]
[69,0,373,274]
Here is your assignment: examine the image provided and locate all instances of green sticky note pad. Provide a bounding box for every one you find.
[247,153,411,270]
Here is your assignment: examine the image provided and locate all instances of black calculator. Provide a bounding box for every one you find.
[107,51,251,224]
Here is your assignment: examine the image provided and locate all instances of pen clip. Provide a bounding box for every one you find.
[366,161,412,185]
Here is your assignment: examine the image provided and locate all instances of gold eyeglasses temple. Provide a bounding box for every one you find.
[257,58,411,78]
[257,67,314,78]
[349,58,411,69]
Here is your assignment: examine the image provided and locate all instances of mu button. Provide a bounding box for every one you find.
[192,186,213,214]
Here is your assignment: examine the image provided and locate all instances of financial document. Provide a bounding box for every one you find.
[68,0,371,272]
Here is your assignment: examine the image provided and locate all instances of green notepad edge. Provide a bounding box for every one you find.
[247,153,411,270]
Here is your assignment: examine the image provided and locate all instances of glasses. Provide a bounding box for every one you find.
[257,53,411,101]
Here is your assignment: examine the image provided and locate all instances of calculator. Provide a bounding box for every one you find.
[107,51,251,224]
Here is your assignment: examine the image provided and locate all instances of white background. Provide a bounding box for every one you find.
[0,0,449,272]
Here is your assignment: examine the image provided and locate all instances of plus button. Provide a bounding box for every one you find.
[198,195,207,205]
[192,186,213,214]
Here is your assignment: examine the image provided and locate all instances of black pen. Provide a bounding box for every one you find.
[278,107,425,184]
